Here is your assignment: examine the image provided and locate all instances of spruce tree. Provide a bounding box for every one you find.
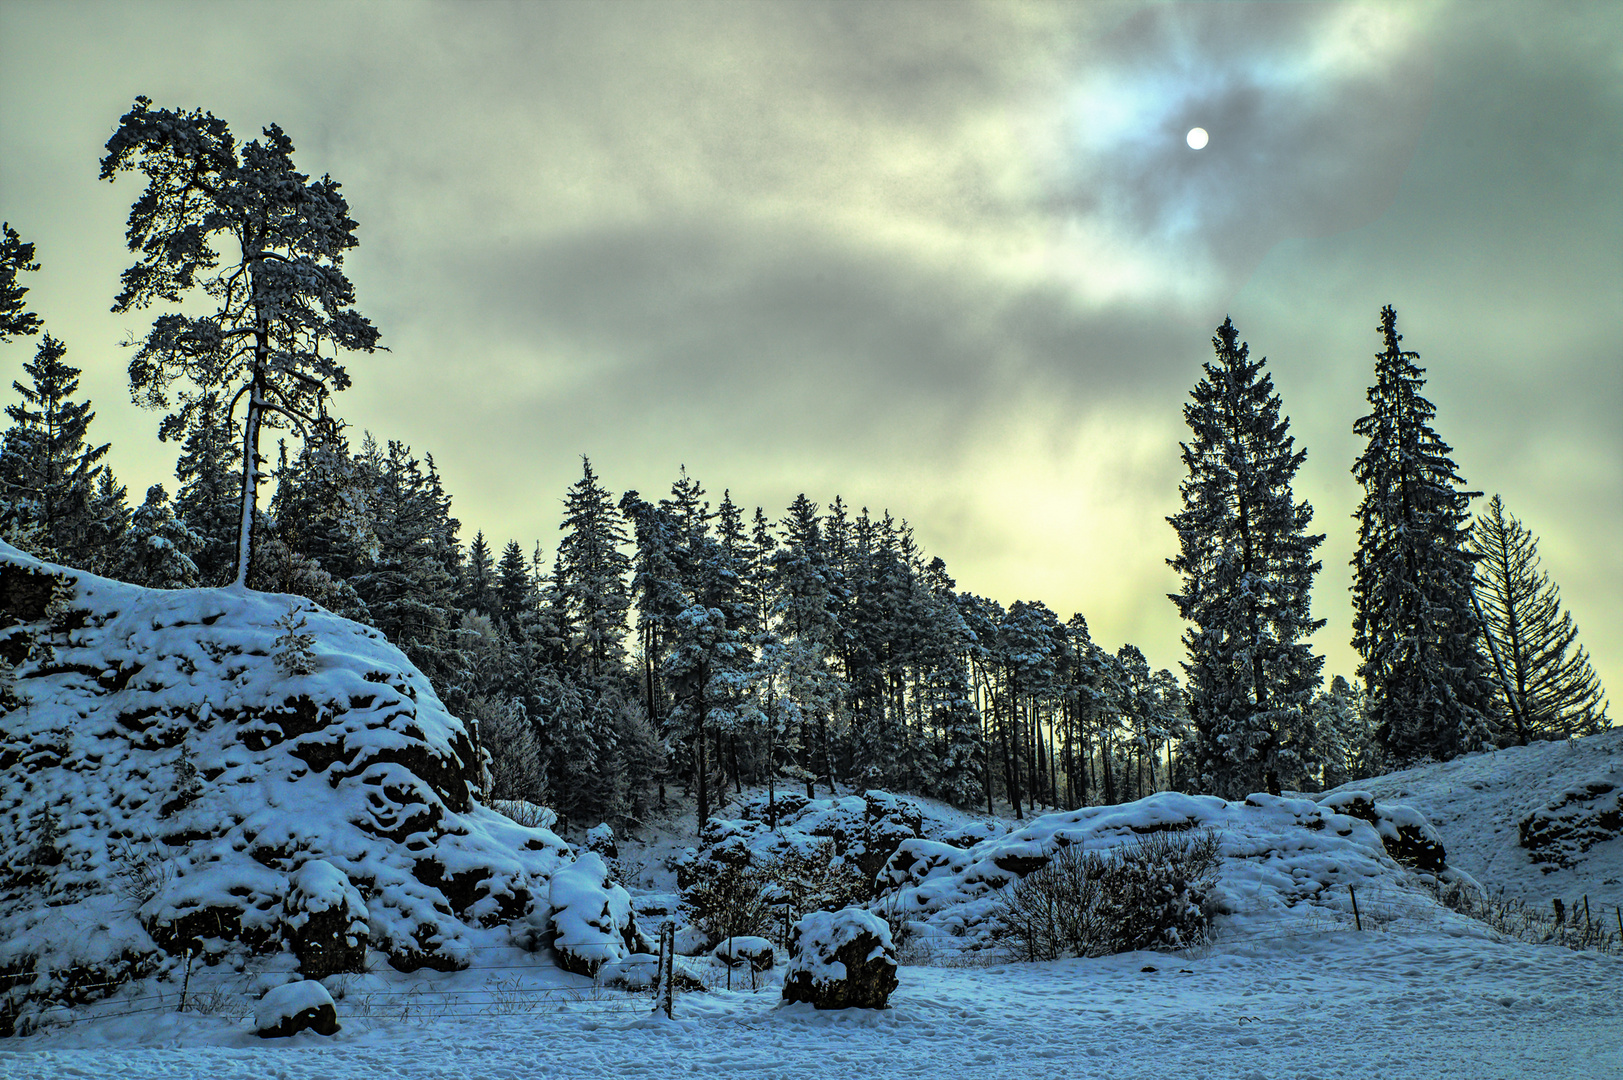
[101,97,381,586]
[116,484,200,588]
[173,392,242,586]
[1469,494,1609,742]
[0,334,122,569]
[1351,306,1496,765]
[1168,317,1326,799]
[553,457,632,684]
[0,223,42,342]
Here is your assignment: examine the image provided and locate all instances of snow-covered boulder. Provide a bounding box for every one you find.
[548,852,648,977]
[254,979,338,1038]
[713,934,774,972]
[782,907,897,1010]
[0,544,587,1033]
[1518,777,1622,869]
[282,859,368,978]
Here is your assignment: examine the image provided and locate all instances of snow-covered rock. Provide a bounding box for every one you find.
[713,934,774,972]
[782,907,897,1010]
[548,852,649,977]
[0,544,603,1034]
[1518,776,1622,870]
[253,979,337,1038]
[876,790,1472,953]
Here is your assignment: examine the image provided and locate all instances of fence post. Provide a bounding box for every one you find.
[178,947,193,1013]
[1349,885,1361,932]
[655,921,675,1019]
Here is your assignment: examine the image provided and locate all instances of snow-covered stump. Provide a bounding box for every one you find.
[254,979,338,1038]
[782,907,897,1010]
[283,859,369,978]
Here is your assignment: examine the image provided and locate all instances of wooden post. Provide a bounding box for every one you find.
[1349,885,1361,932]
[655,921,675,1018]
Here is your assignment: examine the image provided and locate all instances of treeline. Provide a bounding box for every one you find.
[0,97,1611,835]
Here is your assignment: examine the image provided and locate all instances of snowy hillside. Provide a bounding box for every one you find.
[0,543,630,1036]
[1321,728,1623,915]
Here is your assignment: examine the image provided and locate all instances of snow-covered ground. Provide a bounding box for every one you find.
[4,928,1619,1079]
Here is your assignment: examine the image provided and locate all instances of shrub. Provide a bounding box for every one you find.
[992,828,1222,961]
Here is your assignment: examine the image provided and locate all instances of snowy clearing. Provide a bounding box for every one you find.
[4,929,1619,1079]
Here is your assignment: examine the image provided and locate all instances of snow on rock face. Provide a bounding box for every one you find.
[548,852,648,977]
[253,979,338,1038]
[782,907,897,1010]
[1519,777,1623,869]
[0,544,578,1034]
[1316,790,1446,872]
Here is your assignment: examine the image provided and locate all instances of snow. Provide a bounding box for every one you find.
[1321,728,1623,914]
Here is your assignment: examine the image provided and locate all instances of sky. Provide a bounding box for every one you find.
[1,0,1618,700]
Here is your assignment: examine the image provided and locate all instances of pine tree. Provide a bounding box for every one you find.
[1351,306,1496,765]
[0,223,42,342]
[496,539,535,631]
[1168,317,1326,799]
[462,531,498,618]
[0,334,122,569]
[1469,494,1609,742]
[101,97,381,586]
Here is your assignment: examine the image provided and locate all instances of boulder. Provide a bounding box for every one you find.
[782,907,897,1010]
[283,859,369,978]
[1318,791,1446,873]
[713,934,774,972]
[584,822,618,861]
[254,979,339,1038]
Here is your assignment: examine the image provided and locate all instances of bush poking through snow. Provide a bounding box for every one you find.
[682,857,773,948]
[992,829,1222,962]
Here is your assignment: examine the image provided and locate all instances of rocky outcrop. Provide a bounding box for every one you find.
[1519,778,1622,870]
[0,544,584,1035]
[1318,791,1446,872]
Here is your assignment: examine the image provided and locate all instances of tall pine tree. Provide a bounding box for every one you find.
[101,97,381,586]
[1168,317,1325,799]
[0,223,42,342]
[1351,306,1495,765]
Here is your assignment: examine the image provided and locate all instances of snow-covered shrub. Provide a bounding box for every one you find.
[782,907,898,1010]
[272,606,317,676]
[991,829,1222,961]
[682,853,773,948]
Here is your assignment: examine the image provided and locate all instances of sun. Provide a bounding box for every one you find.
[1186,127,1209,150]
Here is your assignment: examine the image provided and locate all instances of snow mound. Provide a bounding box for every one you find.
[0,543,583,1034]
[876,790,1478,953]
